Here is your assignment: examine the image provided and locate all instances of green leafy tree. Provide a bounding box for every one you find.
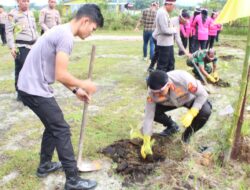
[131,0,153,10]
[201,0,226,11]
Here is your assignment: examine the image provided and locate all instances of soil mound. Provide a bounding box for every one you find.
[214,79,231,87]
[219,55,235,61]
[100,134,186,186]
[239,136,250,163]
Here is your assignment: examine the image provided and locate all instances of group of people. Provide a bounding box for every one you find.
[0,0,61,100]
[0,0,222,189]
[132,0,223,159]
[137,0,222,72]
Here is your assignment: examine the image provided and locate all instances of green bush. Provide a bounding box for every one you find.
[102,11,139,31]
[223,17,248,36]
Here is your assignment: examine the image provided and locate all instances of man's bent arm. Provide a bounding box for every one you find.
[55,51,96,94]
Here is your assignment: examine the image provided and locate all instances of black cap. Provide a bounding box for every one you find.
[181,9,190,18]
[147,70,169,90]
[201,9,208,16]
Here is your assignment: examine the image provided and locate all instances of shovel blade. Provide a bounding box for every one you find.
[77,160,102,172]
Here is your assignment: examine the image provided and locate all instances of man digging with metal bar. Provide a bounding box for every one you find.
[18,4,104,190]
[187,49,219,84]
[131,70,212,159]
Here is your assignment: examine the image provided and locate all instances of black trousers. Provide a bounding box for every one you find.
[154,100,212,140]
[0,24,6,44]
[199,40,207,50]
[189,36,199,53]
[206,36,215,49]
[15,47,30,92]
[216,31,220,42]
[157,45,175,72]
[148,38,159,69]
[179,34,188,55]
[19,91,77,171]
[41,30,45,35]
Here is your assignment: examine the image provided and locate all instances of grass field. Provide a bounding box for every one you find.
[0,33,249,190]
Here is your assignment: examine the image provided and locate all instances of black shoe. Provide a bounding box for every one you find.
[36,161,62,178]
[159,125,180,137]
[147,67,154,73]
[65,176,97,190]
[159,120,180,136]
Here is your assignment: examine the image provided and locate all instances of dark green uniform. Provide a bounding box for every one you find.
[187,50,217,78]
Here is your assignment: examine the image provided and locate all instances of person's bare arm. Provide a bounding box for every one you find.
[55,51,97,96]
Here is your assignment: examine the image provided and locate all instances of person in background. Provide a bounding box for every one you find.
[179,9,190,56]
[39,0,61,35]
[135,2,158,61]
[0,5,7,45]
[147,10,191,72]
[192,8,209,50]
[153,0,177,72]
[6,0,38,101]
[206,10,218,49]
[187,49,219,84]
[189,7,201,53]
[215,12,223,43]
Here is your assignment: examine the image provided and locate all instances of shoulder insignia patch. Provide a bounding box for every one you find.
[188,82,197,93]
[147,96,153,103]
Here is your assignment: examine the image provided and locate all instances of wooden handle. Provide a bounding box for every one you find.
[77,45,96,164]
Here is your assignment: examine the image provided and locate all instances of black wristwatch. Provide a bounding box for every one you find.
[72,87,79,94]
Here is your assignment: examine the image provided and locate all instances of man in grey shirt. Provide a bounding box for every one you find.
[18,4,104,190]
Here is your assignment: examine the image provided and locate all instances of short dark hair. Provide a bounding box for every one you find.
[0,5,3,8]
[75,4,104,28]
[147,70,169,90]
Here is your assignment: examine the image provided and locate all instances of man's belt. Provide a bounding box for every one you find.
[15,40,36,45]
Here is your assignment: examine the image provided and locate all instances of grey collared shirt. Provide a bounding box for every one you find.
[6,9,38,49]
[152,7,177,47]
[39,7,61,31]
[142,70,208,135]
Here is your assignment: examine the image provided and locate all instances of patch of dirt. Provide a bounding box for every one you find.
[239,136,250,163]
[0,171,19,186]
[42,159,122,190]
[100,134,187,187]
[219,55,235,61]
[214,79,231,87]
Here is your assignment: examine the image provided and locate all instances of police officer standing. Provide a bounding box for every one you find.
[0,5,7,45]
[6,0,38,101]
[39,0,61,35]
[153,0,177,72]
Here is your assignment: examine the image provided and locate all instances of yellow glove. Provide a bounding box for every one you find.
[130,127,143,140]
[212,71,219,81]
[181,108,199,128]
[207,74,217,83]
[141,135,155,159]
